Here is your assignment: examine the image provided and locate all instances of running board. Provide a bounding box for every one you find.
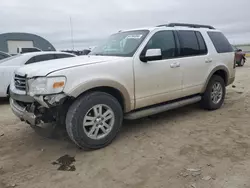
[124,96,201,120]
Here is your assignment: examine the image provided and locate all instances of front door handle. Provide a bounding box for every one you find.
[170,62,180,68]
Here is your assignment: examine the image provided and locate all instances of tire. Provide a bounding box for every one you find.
[66,92,123,150]
[201,75,226,110]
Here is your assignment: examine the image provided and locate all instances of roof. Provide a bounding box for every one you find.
[119,23,219,33]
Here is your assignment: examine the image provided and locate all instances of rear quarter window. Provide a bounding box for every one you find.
[207,32,233,53]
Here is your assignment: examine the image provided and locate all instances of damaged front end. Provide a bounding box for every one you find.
[10,91,71,129]
[10,73,72,129]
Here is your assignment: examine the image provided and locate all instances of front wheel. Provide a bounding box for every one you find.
[66,92,123,150]
[201,75,226,110]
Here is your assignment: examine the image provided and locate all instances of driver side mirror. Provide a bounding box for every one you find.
[140,49,162,62]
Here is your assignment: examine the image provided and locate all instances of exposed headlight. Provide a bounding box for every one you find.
[27,76,66,96]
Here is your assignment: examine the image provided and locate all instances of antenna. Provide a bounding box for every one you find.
[70,16,75,50]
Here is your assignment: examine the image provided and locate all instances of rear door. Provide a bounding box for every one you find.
[176,30,213,97]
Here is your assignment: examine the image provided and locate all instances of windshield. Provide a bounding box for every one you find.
[89,30,149,57]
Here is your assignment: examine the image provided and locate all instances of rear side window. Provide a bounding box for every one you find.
[195,32,207,54]
[207,32,233,53]
[177,31,200,57]
[56,54,74,59]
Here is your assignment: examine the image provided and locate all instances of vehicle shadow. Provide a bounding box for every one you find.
[120,103,201,138]
[12,103,202,153]
[0,97,9,105]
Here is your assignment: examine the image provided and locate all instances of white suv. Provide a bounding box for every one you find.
[9,23,236,149]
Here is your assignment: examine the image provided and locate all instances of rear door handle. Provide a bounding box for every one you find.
[175,62,180,67]
[205,59,213,63]
[170,62,180,68]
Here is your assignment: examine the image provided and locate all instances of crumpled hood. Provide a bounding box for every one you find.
[15,55,123,78]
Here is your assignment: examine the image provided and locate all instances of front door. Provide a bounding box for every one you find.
[134,30,182,109]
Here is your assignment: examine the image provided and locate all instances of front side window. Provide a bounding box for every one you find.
[142,30,176,59]
[178,31,200,57]
[89,30,149,57]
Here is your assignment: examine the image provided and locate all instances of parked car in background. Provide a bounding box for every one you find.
[17,47,42,54]
[0,51,76,97]
[9,23,235,150]
[0,51,11,60]
[232,45,246,66]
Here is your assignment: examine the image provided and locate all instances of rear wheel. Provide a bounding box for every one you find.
[66,92,123,150]
[201,75,226,110]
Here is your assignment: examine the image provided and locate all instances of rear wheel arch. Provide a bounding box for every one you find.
[202,66,229,93]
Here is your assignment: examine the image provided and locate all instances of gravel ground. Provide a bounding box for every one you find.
[1,61,250,188]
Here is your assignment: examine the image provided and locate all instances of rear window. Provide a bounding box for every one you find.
[207,32,233,53]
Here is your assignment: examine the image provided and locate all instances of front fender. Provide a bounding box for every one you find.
[0,66,16,97]
[66,79,132,112]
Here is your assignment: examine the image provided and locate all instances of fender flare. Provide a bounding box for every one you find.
[68,79,132,112]
[201,65,229,93]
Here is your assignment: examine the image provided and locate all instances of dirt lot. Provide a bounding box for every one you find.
[1,62,250,188]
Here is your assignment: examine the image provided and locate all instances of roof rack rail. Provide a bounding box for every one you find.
[157,23,215,29]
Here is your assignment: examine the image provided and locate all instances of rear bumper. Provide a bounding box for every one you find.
[10,98,37,126]
[228,77,235,86]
